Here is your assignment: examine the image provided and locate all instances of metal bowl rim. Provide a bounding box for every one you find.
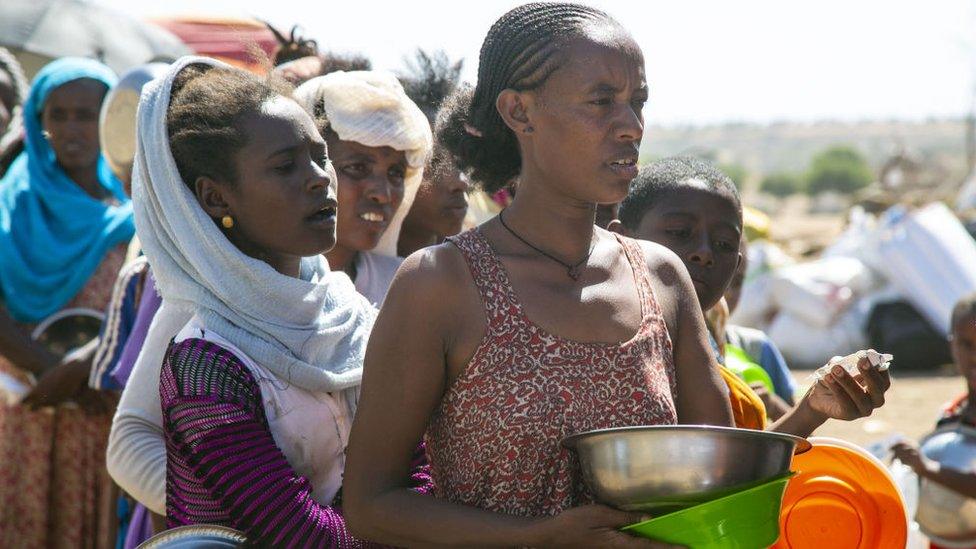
[136,525,246,548]
[921,424,976,446]
[561,424,812,454]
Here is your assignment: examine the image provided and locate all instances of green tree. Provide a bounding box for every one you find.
[760,172,805,197]
[805,146,873,195]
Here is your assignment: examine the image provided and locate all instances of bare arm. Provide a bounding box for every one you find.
[343,248,538,547]
[769,354,890,438]
[919,464,976,499]
[643,242,733,427]
[342,247,666,548]
[0,308,58,376]
[892,439,976,499]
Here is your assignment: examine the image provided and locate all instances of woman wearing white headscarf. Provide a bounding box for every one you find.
[294,70,432,306]
[106,66,433,524]
[119,56,387,543]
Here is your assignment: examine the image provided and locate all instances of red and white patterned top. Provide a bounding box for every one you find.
[425,229,678,517]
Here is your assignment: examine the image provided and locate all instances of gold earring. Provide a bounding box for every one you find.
[221,215,234,229]
[41,130,51,140]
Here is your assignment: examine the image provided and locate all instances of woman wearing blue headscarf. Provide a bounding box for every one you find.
[0,57,132,548]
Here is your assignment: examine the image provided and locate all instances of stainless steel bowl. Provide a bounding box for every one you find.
[917,425,976,546]
[137,525,246,548]
[563,425,811,512]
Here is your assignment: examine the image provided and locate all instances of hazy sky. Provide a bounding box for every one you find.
[97,0,976,125]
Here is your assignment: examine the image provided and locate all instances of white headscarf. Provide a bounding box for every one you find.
[294,71,432,257]
[131,56,375,393]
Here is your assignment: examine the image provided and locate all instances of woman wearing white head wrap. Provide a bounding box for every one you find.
[106,57,391,543]
[294,71,432,306]
[108,67,432,519]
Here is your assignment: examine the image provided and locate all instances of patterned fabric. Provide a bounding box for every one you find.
[425,229,678,517]
[0,243,126,549]
[89,257,148,390]
[161,337,393,547]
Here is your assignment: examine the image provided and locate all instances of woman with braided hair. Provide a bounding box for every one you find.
[344,3,732,546]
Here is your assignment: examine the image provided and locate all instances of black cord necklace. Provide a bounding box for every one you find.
[498,210,594,281]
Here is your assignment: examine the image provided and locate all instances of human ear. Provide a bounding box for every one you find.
[194,176,233,220]
[496,89,533,134]
[607,219,630,237]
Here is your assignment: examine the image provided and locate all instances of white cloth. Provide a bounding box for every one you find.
[108,56,378,512]
[132,56,375,394]
[293,71,432,258]
[354,251,403,308]
[175,316,351,506]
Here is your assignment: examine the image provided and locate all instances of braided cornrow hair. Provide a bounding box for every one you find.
[166,64,292,190]
[439,2,618,193]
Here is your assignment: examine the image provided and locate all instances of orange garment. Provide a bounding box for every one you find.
[719,365,767,430]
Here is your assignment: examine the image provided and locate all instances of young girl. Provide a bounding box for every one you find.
[892,294,976,496]
[132,57,381,545]
[344,4,731,547]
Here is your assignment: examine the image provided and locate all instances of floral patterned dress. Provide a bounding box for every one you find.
[425,229,678,517]
[0,244,126,549]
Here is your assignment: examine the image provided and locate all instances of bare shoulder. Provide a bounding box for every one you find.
[620,236,696,334]
[626,236,689,289]
[385,238,482,329]
[394,240,470,289]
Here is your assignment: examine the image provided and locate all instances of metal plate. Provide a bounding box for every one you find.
[30,307,104,358]
[136,525,247,548]
[917,425,976,545]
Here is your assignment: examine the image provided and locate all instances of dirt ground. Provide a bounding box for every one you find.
[794,367,965,448]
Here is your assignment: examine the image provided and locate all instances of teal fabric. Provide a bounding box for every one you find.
[0,57,133,322]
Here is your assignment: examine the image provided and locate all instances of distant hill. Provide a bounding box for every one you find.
[640,118,971,190]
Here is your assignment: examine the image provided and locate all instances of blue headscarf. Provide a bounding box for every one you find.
[0,57,134,322]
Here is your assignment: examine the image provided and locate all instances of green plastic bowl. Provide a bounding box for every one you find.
[621,473,794,548]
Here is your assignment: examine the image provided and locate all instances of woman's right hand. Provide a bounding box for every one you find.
[529,504,684,548]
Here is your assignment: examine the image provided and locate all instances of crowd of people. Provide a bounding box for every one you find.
[0,2,970,548]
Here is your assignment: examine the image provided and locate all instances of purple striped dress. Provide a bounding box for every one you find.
[160,337,432,547]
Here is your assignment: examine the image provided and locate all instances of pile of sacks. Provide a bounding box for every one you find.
[733,202,976,369]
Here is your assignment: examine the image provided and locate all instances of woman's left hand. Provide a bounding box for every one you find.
[803,354,891,421]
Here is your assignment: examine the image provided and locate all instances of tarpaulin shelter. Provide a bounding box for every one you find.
[151,16,279,74]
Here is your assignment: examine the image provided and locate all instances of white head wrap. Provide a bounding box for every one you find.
[131,56,376,393]
[294,71,432,257]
